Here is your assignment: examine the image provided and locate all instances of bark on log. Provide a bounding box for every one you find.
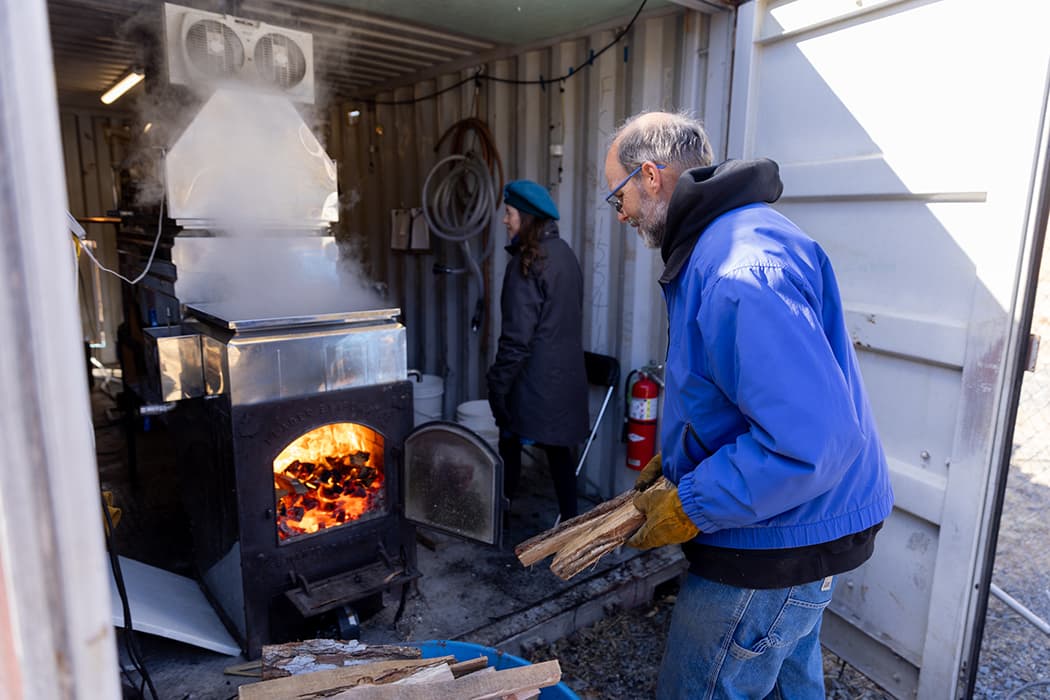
[515,477,674,580]
[260,639,422,679]
[449,656,489,677]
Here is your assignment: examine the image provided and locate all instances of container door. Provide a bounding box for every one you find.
[402,421,505,548]
[727,2,1050,697]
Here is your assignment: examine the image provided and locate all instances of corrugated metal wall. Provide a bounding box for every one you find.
[331,7,716,498]
[60,111,129,366]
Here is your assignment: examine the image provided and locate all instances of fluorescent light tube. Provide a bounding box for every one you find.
[100,70,145,105]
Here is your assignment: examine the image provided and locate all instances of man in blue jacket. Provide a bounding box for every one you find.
[604,111,894,699]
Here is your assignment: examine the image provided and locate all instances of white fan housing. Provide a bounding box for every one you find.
[163,2,315,104]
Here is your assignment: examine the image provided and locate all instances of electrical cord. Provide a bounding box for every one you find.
[102,494,159,700]
[72,150,167,287]
[357,0,653,107]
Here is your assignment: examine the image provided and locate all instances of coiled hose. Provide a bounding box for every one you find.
[421,118,504,332]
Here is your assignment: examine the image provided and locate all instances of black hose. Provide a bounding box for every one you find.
[622,369,641,443]
[102,494,159,700]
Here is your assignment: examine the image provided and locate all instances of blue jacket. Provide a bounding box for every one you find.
[659,161,894,551]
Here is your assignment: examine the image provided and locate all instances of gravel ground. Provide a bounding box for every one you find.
[524,582,891,699]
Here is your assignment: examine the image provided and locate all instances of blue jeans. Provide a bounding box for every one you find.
[657,573,835,699]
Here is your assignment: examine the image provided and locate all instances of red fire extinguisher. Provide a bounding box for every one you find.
[625,372,660,470]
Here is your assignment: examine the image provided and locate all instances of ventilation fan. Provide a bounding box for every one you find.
[164,3,315,104]
[183,18,245,81]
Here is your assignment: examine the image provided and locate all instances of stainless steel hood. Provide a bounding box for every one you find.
[165,87,338,230]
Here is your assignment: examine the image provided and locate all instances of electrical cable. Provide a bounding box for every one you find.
[356,0,654,107]
[102,494,159,700]
[73,151,167,287]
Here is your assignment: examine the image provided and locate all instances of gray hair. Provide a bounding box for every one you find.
[613,111,714,173]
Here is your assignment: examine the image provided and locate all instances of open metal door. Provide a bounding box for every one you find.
[403,421,506,548]
[726,1,1050,697]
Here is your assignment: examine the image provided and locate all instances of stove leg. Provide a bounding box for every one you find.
[394,582,411,625]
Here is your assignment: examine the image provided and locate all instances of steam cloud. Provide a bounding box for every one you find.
[121,6,385,319]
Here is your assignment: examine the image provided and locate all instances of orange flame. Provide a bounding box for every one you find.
[273,423,385,541]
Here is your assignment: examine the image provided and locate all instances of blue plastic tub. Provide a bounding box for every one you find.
[415,639,580,699]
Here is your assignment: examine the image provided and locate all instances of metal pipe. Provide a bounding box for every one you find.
[990,582,1050,637]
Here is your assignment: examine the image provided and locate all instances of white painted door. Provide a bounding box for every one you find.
[727,1,1050,697]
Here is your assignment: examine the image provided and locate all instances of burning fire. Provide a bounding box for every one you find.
[273,423,385,541]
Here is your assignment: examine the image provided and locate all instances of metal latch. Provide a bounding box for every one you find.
[1026,334,1040,372]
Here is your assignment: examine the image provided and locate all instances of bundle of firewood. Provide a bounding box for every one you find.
[514,477,673,580]
[235,639,561,700]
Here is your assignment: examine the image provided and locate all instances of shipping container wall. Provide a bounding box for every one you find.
[59,111,129,367]
[332,8,714,499]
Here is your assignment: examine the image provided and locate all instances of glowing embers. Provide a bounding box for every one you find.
[273,423,385,541]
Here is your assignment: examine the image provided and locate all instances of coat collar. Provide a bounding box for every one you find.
[505,220,560,255]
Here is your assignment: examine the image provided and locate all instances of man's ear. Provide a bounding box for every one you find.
[641,161,666,196]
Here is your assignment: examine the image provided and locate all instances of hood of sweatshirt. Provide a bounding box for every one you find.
[659,158,783,283]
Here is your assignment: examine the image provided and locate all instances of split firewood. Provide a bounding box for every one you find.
[260,638,423,679]
[515,476,674,580]
[393,663,456,685]
[330,659,561,699]
[504,689,541,700]
[238,656,455,700]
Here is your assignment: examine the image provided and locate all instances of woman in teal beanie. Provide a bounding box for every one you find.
[487,180,590,523]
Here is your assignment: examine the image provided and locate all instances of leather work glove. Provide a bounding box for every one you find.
[626,483,699,550]
[633,453,663,492]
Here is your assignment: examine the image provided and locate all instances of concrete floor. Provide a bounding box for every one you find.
[94,387,684,699]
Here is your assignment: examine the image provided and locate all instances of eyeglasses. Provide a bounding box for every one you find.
[605,163,666,213]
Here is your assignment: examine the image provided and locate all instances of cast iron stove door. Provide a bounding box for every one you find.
[403,421,505,548]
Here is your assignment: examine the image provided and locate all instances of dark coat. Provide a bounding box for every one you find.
[487,223,589,446]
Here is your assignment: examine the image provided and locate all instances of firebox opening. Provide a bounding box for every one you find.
[273,422,386,542]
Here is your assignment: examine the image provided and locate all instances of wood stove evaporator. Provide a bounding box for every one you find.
[134,79,505,657]
[148,301,505,658]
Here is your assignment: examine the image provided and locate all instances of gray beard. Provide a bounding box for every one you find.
[637,193,668,249]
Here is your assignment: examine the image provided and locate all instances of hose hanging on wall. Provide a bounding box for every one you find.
[421,117,504,333]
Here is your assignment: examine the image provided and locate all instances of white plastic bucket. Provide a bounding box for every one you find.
[412,374,444,426]
[456,400,500,451]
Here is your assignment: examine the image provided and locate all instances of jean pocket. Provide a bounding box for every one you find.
[728,583,834,661]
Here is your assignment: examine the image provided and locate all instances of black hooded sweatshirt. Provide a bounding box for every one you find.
[660,158,783,284]
[657,159,880,588]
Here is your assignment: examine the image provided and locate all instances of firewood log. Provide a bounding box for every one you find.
[515,476,674,580]
[238,656,455,699]
[260,638,422,679]
[330,659,561,699]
